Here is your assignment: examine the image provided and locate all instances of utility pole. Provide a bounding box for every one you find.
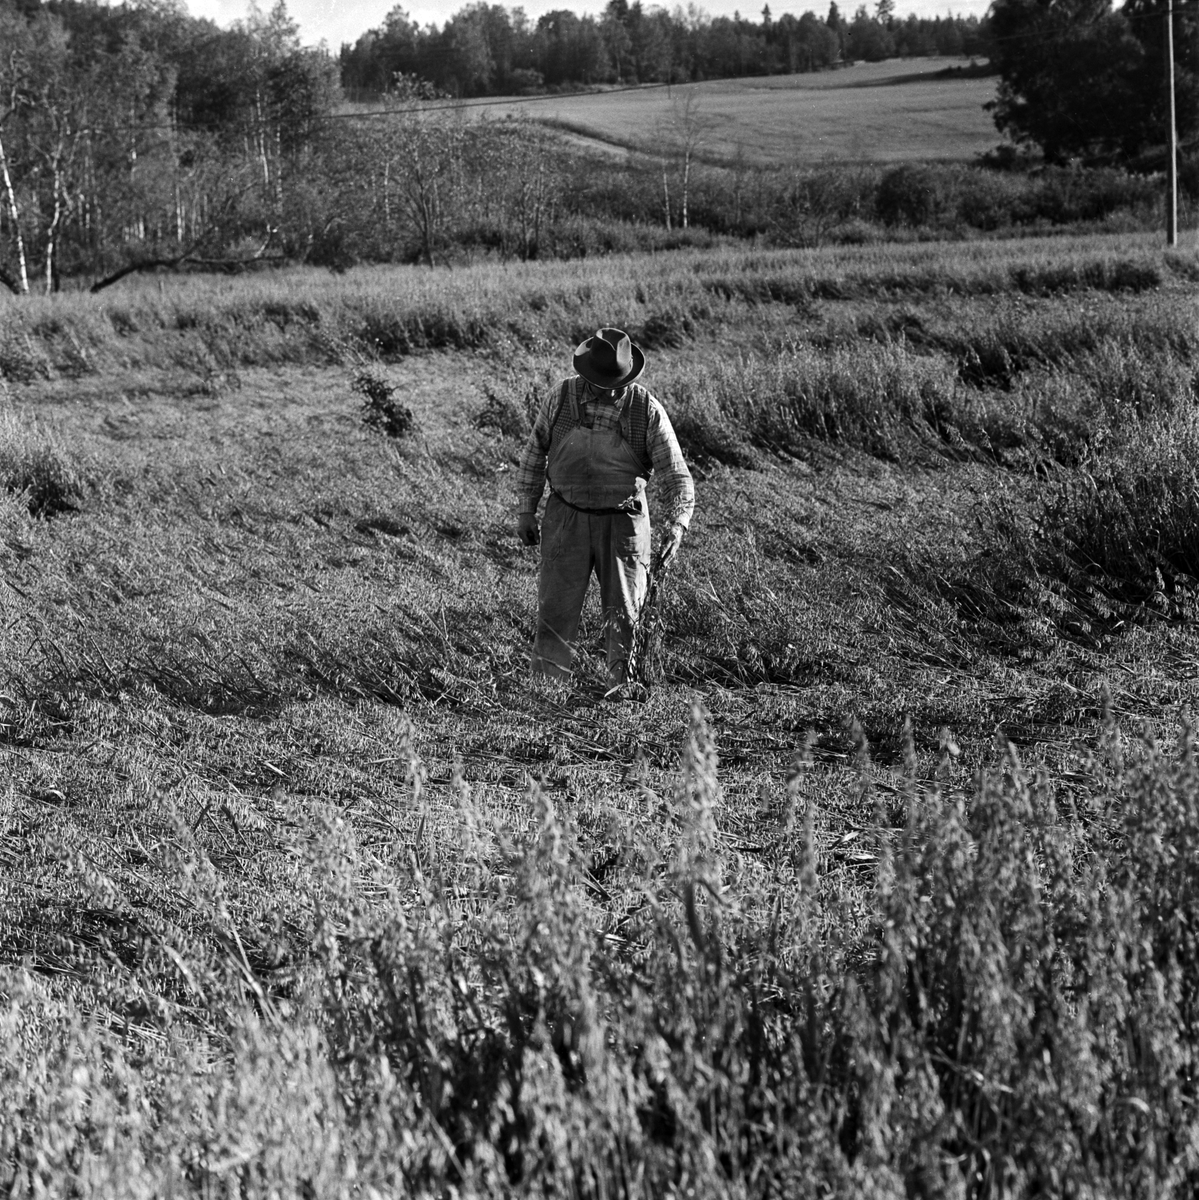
[1166,0,1178,246]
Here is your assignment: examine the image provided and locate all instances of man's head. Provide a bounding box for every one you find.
[573,328,645,391]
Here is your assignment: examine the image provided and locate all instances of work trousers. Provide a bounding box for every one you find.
[531,494,650,685]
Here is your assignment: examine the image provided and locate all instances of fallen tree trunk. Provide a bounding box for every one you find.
[89,222,281,294]
[89,251,195,294]
[90,251,294,293]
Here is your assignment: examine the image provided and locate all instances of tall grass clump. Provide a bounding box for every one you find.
[956,338,1198,469]
[1034,411,1199,608]
[0,404,86,516]
[855,723,1199,1196]
[998,306,1192,380]
[1071,339,1198,426]
[953,402,1199,640]
[669,342,963,461]
[873,163,1161,236]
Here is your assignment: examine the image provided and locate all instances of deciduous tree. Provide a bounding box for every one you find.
[988,0,1199,162]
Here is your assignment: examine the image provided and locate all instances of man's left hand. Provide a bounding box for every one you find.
[517,512,540,546]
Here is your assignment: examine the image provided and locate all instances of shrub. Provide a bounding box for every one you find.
[473,383,531,440]
[876,164,953,228]
[956,169,1026,231]
[0,330,51,384]
[351,369,415,439]
[1181,150,1199,202]
[1028,166,1157,225]
[770,166,881,245]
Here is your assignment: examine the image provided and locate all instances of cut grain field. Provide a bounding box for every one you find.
[398,57,1000,166]
[4,231,1199,1196]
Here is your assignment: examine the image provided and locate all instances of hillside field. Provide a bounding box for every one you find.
[391,57,1001,166]
[3,231,1199,1195]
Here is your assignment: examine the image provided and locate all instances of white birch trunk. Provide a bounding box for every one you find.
[0,125,29,292]
[681,149,691,230]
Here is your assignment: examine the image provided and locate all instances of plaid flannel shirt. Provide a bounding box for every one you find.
[515,378,696,528]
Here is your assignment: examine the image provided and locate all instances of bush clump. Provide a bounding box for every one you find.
[0,331,51,384]
[876,164,952,228]
[473,383,531,440]
[351,369,415,439]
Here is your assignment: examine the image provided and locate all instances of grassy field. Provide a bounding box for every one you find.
[4,230,1199,1195]
[428,58,1000,166]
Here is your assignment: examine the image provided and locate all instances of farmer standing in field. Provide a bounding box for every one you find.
[515,327,695,688]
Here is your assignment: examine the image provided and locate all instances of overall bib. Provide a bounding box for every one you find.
[532,400,651,684]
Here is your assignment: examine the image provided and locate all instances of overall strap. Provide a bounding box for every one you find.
[549,379,576,444]
[623,387,652,473]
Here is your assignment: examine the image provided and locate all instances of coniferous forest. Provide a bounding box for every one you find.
[338,0,988,99]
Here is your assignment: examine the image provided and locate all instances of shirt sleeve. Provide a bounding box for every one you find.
[646,396,696,529]
[513,384,560,514]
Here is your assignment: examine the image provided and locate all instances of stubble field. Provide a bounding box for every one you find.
[3,231,1199,1196]
[362,58,1000,166]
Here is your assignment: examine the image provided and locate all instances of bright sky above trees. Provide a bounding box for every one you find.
[184,0,991,51]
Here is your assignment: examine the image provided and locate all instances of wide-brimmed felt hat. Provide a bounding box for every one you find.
[573,327,645,389]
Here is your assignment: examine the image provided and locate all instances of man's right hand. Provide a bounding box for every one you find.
[517,513,540,546]
[661,522,686,565]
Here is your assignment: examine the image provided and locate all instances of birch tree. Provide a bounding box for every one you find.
[0,7,46,294]
[656,90,711,231]
[16,14,75,293]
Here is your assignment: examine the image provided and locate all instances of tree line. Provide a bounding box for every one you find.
[339,2,989,100]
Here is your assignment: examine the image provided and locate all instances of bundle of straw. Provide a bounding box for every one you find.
[625,536,684,689]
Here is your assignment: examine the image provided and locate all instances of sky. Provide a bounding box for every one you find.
[183,0,992,51]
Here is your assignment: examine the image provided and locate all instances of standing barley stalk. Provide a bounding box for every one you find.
[624,533,686,691]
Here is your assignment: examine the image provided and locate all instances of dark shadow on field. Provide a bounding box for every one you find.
[2,652,286,744]
[838,63,998,89]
